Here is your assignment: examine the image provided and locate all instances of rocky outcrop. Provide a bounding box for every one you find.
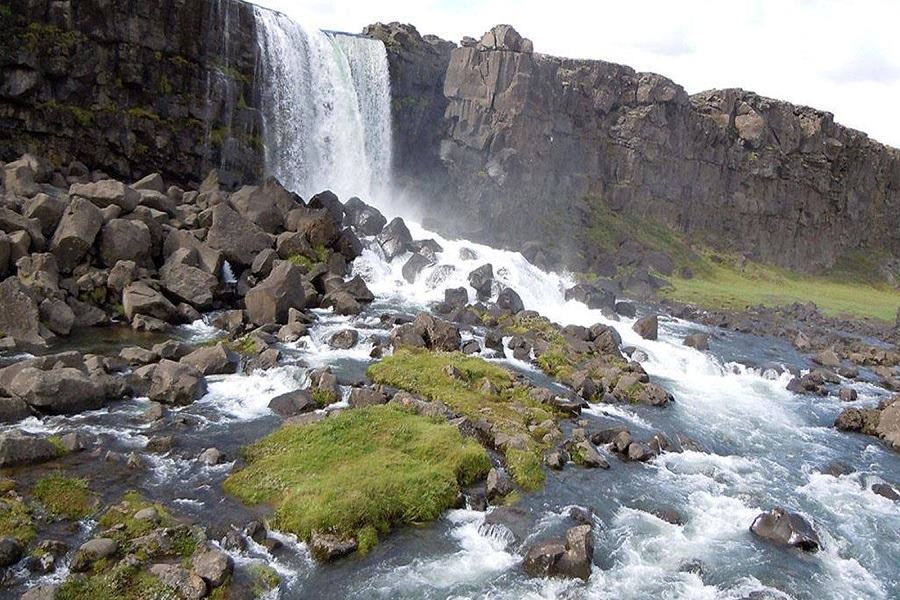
[0,0,263,185]
[374,23,900,273]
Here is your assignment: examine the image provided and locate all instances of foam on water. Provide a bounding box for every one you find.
[198,365,306,421]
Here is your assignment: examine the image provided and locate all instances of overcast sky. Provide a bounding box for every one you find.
[251,0,900,148]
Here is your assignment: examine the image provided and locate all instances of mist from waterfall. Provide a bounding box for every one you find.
[254,9,393,204]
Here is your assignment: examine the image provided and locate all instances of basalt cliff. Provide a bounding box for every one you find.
[2,3,899,274]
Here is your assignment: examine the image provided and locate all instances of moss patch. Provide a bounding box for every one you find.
[247,563,280,596]
[33,475,96,520]
[0,495,36,544]
[57,563,171,600]
[367,350,555,489]
[224,405,490,546]
[98,491,197,558]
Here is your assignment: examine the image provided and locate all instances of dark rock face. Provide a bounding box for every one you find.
[375,22,900,273]
[0,0,263,185]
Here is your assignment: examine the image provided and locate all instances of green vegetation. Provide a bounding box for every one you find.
[0,496,35,544]
[368,350,557,489]
[98,491,197,558]
[247,563,280,596]
[38,100,93,126]
[47,435,69,456]
[225,335,259,356]
[224,405,490,548]
[57,563,173,600]
[311,387,338,407]
[287,253,315,269]
[356,524,378,555]
[125,107,160,122]
[662,254,900,321]
[33,475,96,520]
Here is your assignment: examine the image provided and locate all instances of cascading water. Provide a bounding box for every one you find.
[254,9,393,202]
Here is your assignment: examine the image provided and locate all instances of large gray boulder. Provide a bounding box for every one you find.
[0,430,58,467]
[99,218,152,267]
[70,180,140,212]
[229,184,288,233]
[122,282,178,322]
[632,314,659,340]
[180,343,237,376]
[50,197,102,272]
[23,194,67,236]
[8,367,107,414]
[160,261,218,309]
[376,217,412,261]
[205,203,273,266]
[522,524,594,581]
[148,360,207,406]
[750,508,820,552]
[468,263,494,300]
[290,208,340,247]
[163,229,223,275]
[344,197,387,236]
[245,261,306,325]
[191,546,233,588]
[0,278,42,346]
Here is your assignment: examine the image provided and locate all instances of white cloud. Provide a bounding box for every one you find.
[250,0,900,148]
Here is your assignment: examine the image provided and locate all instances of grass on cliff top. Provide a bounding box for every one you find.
[223,405,490,544]
[661,255,900,322]
[367,350,555,491]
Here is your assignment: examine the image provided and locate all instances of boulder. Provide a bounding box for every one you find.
[70,180,140,211]
[523,524,594,581]
[522,540,567,579]
[123,282,178,322]
[632,314,659,340]
[344,197,387,236]
[838,387,858,402]
[308,190,345,224]
[149,564,207,600]
[0,430,58,467]
[163,229,223,275]
[9,367,106,414]
[99,218,152,267]
[445,287,468,307]
[876,398,900,451]
[486,467,514,501]
[497,287,524,313]
[376,217,412,261]
[615,301,637,317]
[148,360,207,406]
[132,173,165,193]
[23,194,67,236]
[269,389,317,417]
[402,252,434,283]
[310,531,357,562]
[0,278,42,345]
[565,284,615,310]
[180,343,237,376]
[192,546,233,588]
[749,508,820,552]
[198,447,225,465]
[322,291,361,316]
[205,203,273,266]
[229,184,286,233]
[683,333,709,351]
[413,313,461,351]
[468,263,494,300]
[0,536,24,567]
[3,160,39,197]
[50,197,102,272]
[330,329,359,349]
[814,347,841,368]
[245,261,306,325]
[160,261,218,309]
[872,482,899,501]
[292,208,340,247]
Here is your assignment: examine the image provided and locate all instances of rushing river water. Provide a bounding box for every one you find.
[6,7,900,599]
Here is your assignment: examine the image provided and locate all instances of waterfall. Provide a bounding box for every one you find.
[254,9,393,203]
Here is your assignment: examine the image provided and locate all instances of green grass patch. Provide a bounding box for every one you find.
[33,475,96,520]
[505,447,544,491]
[311,387,338,407]
[0,496,35,544]
[367,350,555,489]
[97,491,196,558]
[224,405,489,547]
[662,256,900,321]
[225,335,259,355]
[287,253,314,269]
[247,563,280,595]
[57,563,172,600]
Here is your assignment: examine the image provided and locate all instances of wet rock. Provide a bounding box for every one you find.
[39,298,75,336]
[522,540,567,578]
[497,287,525,313]
[119,346,158,366]
[632,314,658,340]
[565,284,615,311]
[412,312,461,351]
[834,406,880,435]
[245,261,306,325]
[376,217,412,261]
[402,252,435,283]
[310,531,357,562]
[269,389,317,417]
[148,360,207,406]
[749,508,820,552]
[0,430,58,467]
[468,263,494,300]
[871,483,899,501]
[683,333,709,351]
[813,347,841,368]
[330,329,359,350]
[146,435,176,453]
[9,367,106,414]
[0,536,24,567]
[486,467,514,502]
[149,563,207,600]
[122,281,178,322]
[160,261,219,310]
[820,461,854,477]
[838,387,858,402]
[523,524,594,581]
[192,546,233,588]
[875,398,900,451]
[572,440,610,469]
[180,343,238,376]
[49,197,103,272]
[344,197,387,236]
[26,539,67,573]
[198,447,225,465]
[0,396,32,423]
[615,301,637,317]
[445,287,469,308]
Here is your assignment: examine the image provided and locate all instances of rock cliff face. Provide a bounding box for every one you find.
[374,24,900,272]
[0,0,263,187]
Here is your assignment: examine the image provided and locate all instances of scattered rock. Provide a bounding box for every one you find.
[749,508,820,552]
[148,360,207,406]
[309,531,357,562]
[632,314,658,340]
